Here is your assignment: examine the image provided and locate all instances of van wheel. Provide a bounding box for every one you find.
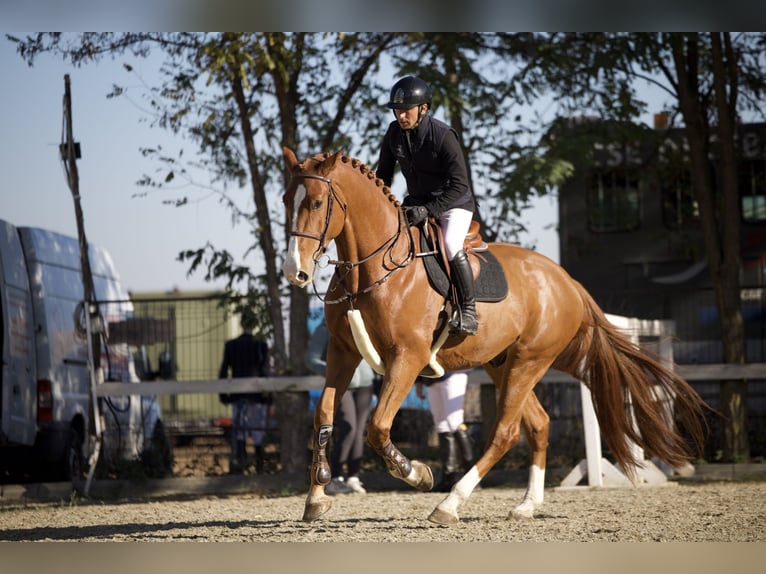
[142,422,174,478]
[63,428,86,491]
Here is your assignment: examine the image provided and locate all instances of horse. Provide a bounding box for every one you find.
[281,148,706,525]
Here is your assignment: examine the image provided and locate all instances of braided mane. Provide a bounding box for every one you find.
[302,151,402,209]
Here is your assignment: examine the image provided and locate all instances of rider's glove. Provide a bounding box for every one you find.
[405,205,429,226]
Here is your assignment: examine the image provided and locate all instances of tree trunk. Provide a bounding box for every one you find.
[670,33,749,462]
[710,32,749,461]
[230,67,287,372]
[230,41,310,473]
[268,33,312,474]
[443,49,494,241]
[274,392,311,474]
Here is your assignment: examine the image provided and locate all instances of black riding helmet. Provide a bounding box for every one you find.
[387,76,432,110]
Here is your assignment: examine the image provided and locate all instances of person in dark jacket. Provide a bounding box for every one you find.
[219,309,272,473]
[376,75,478,336]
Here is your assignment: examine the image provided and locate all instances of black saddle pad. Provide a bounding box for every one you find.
[420,232,508,303]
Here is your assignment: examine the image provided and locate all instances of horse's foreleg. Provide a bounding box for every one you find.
[302,389,337,522]
[374,440,433,491]
[510,392,549,520]
[367,369,433,492]
[302,423,333,522]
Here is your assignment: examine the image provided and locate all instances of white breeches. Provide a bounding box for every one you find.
[439,208,473,260]
[425,370,469,434]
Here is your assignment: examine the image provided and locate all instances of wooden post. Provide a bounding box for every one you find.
[63,74,103,494]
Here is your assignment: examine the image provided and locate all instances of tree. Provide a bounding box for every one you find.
[9,31,398,473]
[10,31,574,468]
[380,33,562,244]
[516,32,766,461]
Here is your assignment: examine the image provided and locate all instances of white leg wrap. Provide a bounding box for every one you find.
[435,466,480,517]
[528,464,545,504]
[511,465,545,519]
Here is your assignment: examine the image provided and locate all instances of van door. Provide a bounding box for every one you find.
[0,220,37,446]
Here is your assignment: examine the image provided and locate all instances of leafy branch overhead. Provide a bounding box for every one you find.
[9,34,766,463]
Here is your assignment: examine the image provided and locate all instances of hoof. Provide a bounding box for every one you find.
[509,506,535,520]
[428,507,459,526]
[302,497,333,522]
[412,460,434,491]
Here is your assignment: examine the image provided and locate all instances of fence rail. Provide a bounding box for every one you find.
[96,363,766,398]
[85,295,766,484]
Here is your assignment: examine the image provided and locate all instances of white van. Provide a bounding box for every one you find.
[0,218,172,484]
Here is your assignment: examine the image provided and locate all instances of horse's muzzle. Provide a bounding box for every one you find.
[282,257,313,288]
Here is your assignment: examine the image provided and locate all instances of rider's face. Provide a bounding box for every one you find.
[394,104,425,130]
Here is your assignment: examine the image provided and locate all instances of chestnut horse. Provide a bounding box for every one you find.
[281,148,705,525]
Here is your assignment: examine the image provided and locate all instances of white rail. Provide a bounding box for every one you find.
[95,364,766,397]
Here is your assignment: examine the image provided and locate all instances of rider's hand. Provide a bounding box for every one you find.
[405,205,428,226]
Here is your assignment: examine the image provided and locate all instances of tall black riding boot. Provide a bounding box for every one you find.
[435,432,461,492]
[230,439,247,474]
[254,445,265,474]
[449,250,478,336]
[454,424,475,471]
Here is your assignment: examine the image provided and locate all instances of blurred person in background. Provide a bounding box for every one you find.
[219,309,272,474]
[416,369,475,492]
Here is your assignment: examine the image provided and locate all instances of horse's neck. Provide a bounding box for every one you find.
[335,177,409,281]
[337,210,403,264]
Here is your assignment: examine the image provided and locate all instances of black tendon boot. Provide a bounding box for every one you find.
[449,250,478,335]
[436,432,461,492]
[454,424,475,471]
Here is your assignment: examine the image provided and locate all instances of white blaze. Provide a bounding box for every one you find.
[282,184,313,284]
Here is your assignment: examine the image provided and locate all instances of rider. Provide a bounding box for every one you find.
[376,75,478,336]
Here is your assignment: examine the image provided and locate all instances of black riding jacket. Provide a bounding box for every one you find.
[376,114,475,218]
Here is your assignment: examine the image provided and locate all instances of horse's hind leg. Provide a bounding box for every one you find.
[510,391,549,519]
[428,357,554,525]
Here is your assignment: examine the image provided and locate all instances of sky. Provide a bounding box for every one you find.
[2,40,264,294]
[0,36,665,296]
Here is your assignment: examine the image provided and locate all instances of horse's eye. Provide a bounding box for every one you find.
[311,199,323,211]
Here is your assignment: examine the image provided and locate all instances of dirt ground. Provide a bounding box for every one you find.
[0,479,763,542]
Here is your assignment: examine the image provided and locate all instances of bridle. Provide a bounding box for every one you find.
[288,173,343,256]
[288,169,416,306]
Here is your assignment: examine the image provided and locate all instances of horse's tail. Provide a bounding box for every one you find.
[567,284,706,479]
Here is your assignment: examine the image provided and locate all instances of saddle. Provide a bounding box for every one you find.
[419,219,508,303]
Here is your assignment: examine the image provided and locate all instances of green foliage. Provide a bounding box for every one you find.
[15,32,765,375]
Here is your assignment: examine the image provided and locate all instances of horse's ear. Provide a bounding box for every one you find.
[317,149,343,177]
[283,147,299,171]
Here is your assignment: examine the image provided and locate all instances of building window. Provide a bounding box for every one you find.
[661,170,699,228]
[741,159,766,223]
[587,169,641,232]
